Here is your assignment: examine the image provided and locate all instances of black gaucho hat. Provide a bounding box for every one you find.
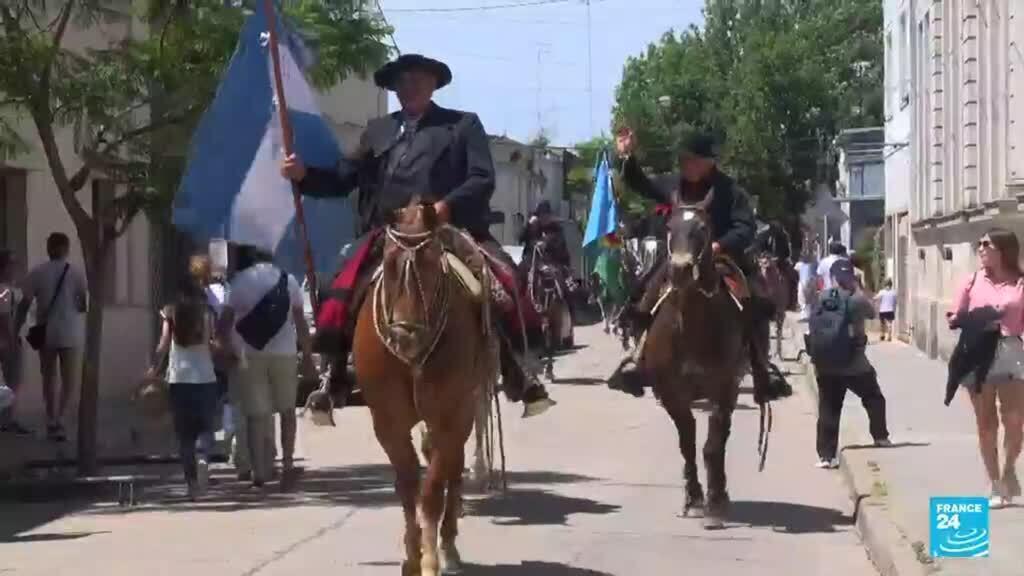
[374,54,452,91]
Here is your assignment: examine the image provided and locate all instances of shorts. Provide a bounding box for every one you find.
[879,312,895,322]
[230,352,298,416]
[963,337,1024,387]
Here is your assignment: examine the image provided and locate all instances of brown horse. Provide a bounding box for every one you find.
[640,191,748,529]
[526,239,573,379]
[757,253,789,361]
[352,202,497,575]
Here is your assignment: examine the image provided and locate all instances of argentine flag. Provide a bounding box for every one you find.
[173,2,354,278]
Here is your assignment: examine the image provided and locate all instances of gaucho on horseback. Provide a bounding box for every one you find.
[608,127,793,406]
[281,53,555,418]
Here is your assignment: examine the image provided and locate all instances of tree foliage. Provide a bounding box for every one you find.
[613,0,882,231]
[0,0,391,473]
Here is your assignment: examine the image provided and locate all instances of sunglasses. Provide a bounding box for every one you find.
[977,239,996,250]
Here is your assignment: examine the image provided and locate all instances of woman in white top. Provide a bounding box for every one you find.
[875,279,897,341]
[147,275,220,499]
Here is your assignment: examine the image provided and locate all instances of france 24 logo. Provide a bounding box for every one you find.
[930,497,989,558]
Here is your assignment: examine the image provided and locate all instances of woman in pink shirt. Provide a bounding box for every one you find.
[949,228,1024,508]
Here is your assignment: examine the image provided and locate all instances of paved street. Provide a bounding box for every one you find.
[1,324,875,576]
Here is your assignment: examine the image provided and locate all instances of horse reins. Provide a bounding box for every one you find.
[373,225,451,369]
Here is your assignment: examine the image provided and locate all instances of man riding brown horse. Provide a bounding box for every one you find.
[281,53,555,418]
[608,127,793,406]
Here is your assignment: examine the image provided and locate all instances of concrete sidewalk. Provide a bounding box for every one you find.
[802,333,1024,576]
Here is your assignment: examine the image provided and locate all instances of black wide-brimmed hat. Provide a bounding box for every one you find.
[678,130,717,159]
[374,54,452,91]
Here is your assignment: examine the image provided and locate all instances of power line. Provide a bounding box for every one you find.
[384,0,574,14]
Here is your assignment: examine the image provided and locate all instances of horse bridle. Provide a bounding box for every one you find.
[668,203,719,299]
[372,214,452,368]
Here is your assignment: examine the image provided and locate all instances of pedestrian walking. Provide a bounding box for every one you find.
[146,272,221,500]
[946,228,1024,508]
[816,242,849,291]
[807,259,890,469]
[0,249,28,434]
[15,233,88,442]
[218,245,315,491]
[796,251,818,322]
[875,279,897,341]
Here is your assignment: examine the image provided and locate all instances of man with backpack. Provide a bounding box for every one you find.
[807,259,891,469]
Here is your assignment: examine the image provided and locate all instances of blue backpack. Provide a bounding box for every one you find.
[807,288,854,367]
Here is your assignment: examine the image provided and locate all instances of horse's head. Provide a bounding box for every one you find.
[667,190,715,291]
[376,200,450,366]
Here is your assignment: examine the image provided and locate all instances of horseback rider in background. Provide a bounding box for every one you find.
[608,127,793,405]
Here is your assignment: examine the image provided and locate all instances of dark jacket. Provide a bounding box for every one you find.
[299,103,495,237]
[620,156,756,263]
[519,218,571,266]
[946,306,1003,405]
[754,220,792,261]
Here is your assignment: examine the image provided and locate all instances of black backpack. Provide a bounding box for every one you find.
[807,288,854,367]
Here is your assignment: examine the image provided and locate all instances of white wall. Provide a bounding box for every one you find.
[884,0,912,216]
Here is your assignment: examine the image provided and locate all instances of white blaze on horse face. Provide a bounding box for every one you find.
[681,210,697,222]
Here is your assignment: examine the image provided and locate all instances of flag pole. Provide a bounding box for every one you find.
[264,0,320,313]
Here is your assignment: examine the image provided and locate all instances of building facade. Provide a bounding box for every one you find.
[834,128,886,256]
[0,9,385,465]
[884,0,1024,358]
[487,137,584,275]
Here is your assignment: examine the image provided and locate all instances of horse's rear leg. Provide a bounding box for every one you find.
[703,398,735,530]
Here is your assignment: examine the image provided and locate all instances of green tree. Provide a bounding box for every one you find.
[0,0,391,474]
[613,0,882,238]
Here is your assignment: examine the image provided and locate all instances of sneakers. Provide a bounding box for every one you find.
[523,397,556,418]
[990,483,1007,509]
[874,438,893,448]
[815,457,840,469]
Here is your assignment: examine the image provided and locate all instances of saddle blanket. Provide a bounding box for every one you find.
[314,229,541,344]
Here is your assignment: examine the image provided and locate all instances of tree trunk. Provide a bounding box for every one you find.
[76,250,107,477]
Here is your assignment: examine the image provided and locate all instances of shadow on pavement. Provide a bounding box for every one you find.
[843,441,931,450]
[82,466,605,517]
[726,500,853,534]
[467,488,620,526]
[462,561,614,575]
[2,530,109,543]
[552,377,606,386]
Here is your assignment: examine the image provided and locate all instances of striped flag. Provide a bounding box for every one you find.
[172,2,354,278]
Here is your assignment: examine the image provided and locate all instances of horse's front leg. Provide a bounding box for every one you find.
[372,423,421,575]
[469,390,489,491]
[661,386,703,517]
[703,386,735,530]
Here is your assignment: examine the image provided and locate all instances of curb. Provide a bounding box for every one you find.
[798,347,938,576]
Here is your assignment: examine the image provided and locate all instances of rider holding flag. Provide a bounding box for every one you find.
[281,54,555,418]
[608,127,793,406]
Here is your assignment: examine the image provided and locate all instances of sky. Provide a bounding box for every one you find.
[378,0,705,147]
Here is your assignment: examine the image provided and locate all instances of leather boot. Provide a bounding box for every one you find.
[747,300,792,405]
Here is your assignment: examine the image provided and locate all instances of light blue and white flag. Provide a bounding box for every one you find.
[173,2,355,278]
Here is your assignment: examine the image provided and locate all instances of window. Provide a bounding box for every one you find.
[899,12,910,108]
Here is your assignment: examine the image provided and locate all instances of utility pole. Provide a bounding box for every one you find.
[536,43,550,138]
[585,0,594,136]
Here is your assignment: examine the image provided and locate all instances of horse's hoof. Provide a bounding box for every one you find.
[702,514,726,530]
[680,496,705,518]
[439,543,463,574]
[401,560,420,576]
